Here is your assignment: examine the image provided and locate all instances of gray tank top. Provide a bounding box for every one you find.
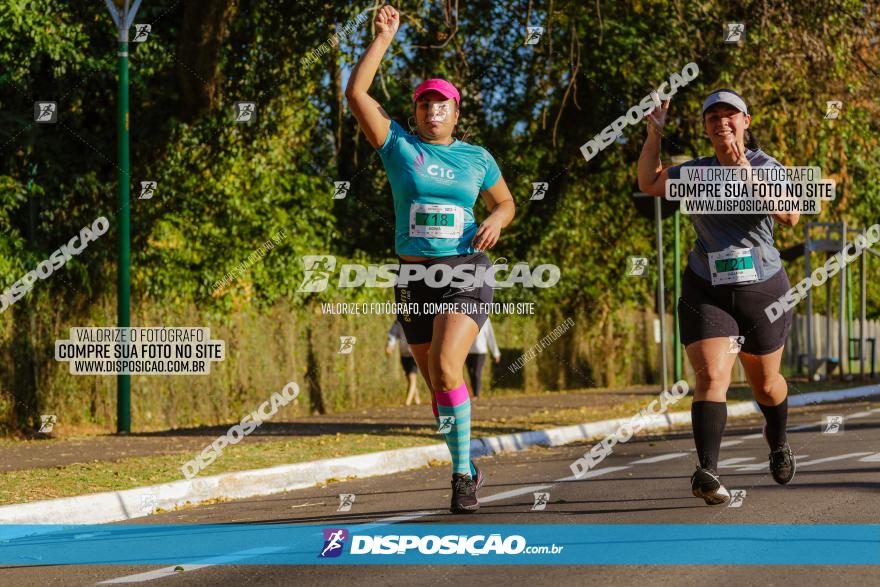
[667,148,783,284]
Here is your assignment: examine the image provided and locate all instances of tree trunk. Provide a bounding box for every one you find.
[11,304,38,432]
[304,323,326,414]
[176,0,240,123]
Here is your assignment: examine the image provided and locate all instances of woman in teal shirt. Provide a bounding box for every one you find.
[345,5,515,514]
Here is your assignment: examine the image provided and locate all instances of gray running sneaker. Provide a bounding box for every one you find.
[769,443,796,485]
[450,473,479,514]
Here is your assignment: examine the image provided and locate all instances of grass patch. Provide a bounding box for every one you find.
[0,432,441,506]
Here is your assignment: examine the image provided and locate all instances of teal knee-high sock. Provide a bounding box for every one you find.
[435,383,473,476]
[432,392,477,477]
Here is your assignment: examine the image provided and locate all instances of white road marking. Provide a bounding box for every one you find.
[97,546,285,584]
[98,565,213,584]
[552,466,631,484]
[797,453,873,467]
[358,511,441,533]
[733,454,811,472]
[717,457,756,468]
[479,484,554,504]
[732,462,769,472]
[629,452,689,464]
[858,453,880,462]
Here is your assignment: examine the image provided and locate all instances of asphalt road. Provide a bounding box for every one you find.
[3,399,879,586]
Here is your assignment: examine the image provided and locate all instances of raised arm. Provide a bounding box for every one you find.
[637,97,672,197]
[344,6,399,149]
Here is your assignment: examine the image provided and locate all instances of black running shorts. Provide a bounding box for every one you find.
[400,355,419,375]
[678,265,793,355]
[394,252,494,345]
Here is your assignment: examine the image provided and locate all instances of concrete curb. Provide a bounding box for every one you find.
[1,383,877,525]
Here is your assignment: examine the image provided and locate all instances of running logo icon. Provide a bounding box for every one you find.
[727,335,745,354]
[139,181,157,200]
[413,153,425,174]
[532,492,549,511]
[530,182,548,201]
[332,181,350,200]
[234,102,256,123]
[319,528,349,558]
[338,336,356,354]
[822,415,844,434]
[38,414,57,433]
[627,257,648,276]
[34,102,57,123]
[437,416,455,434]
[525,26,544,45]
[139,494,158,514]
[337,494,355,512]
[728,489,746,508]
[298,255,336,292]
[132,24,151,42]
[724,23,745,43]
[824,101,842,120]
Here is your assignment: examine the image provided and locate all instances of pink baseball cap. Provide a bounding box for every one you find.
[412,78,460,106]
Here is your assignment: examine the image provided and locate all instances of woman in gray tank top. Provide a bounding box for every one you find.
[637,89,798,505]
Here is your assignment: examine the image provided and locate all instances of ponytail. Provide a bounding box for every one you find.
[744,128,759,150]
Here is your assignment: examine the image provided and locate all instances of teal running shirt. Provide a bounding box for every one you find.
[377,120,502,257]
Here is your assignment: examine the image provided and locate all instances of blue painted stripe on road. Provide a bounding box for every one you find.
[1,524,877,565]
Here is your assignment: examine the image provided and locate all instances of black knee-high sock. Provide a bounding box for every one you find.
[692,401,727,471]
[758,397,788,450]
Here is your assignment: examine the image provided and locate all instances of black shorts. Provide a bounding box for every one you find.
[400,355,419,375]
[394,252,494,345]
[678,266,793,355]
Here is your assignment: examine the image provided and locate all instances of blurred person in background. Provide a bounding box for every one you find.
[386,318,421,406]
[466,317,501,399]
